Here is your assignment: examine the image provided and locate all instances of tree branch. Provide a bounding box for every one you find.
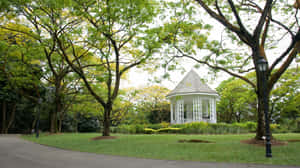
[269,40,300,89]
[270,30,300,71]
[174,45,256,89]
[253,0,273,42]
[194,0,253,46]
[55,35,106,107]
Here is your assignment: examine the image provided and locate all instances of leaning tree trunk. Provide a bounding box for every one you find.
[102,105,112,136]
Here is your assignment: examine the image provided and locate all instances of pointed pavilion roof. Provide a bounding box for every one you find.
[166,69,218,98]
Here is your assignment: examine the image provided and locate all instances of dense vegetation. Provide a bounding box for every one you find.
[111,121,300,135]
[0,0,299,138]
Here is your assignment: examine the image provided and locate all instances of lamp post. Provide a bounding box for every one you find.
[257,57,272,158]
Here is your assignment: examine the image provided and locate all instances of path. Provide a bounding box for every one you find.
[0,135,299,168]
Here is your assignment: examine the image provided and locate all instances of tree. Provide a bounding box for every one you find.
[119,85,170,124]
[270,68,300,122]
[216,77,257,123]
[160,0,300,140]
[216,68,300,124]
[0,23,43,133]
[1,0,93,133]
[55,0,162,136]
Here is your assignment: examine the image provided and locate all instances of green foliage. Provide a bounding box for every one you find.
[119,86,170,125]
[244,121,257,132]
[77,115,100,133]
[216,69,300,124]
[157,127,181,133]
[112,121,260,134]
[271,68,300,122]
[216,75,257,123]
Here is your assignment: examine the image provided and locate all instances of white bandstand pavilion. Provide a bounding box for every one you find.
[166,69,218,124]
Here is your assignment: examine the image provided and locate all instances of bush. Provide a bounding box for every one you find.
[114,121,296,135]
[135,124,145,134]
[77,116,100,132]
[245,121,257,132]
[160,122,170,128]
[157,127,181,133]
[144,128,157,134]
[146,123,163,130]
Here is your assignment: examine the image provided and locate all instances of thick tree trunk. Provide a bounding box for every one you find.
[50,81,63,133]
[50,111,57,133]
[2,101,7,134]
[58,110,65,133]
[58,116,62,133]
[256,96,265,140]
[102,105,112,136]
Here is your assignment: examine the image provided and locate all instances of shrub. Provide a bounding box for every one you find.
[114,121,295,134]
[116,125,134,134]
[135,124,145,134]
[157,127,181,133]
[245,121,257,132]
[77,116,100,132]
[144,128,157,134]
[160,122,170,128]
[146,123,163,130]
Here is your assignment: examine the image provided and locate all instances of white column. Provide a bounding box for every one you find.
[176,101,179,124]
[199,97,202,121]
[193,98,196,121]
[210,98,213,122]
[180,99,184,123]
[213,98,217,123]
[193,97,197,121]
[170,103,173,124]
[178,101,181,123]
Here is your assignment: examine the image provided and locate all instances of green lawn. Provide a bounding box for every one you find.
[22,133,300,166]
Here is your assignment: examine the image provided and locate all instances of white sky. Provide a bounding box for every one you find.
[121,61,231,90]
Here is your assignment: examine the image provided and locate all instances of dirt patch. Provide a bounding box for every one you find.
[287,139,300,143]
[178,139,214,143]
[241,138,288,146]
[90,136,118,141]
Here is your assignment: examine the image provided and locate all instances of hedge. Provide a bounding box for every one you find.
[111,121,294,134]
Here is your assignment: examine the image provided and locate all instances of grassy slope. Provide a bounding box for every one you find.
[22,133,300,166]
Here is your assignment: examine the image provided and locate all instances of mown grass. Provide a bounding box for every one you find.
[22,133,300,166]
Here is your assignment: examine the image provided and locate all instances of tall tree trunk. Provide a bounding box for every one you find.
[50,111,57,133]
[255,93,265,140]
[58,117,62,133]
[2,101,7,134]
[58,111,64,133]
[50,81,63,133]
[102,105,112,136]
